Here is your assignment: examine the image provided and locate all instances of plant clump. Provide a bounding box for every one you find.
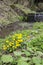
[2,33,24,53]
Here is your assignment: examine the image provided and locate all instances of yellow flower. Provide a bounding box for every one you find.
[3,45,7,50]
[16,41,19,44]
[9,42,12,46]
[15,33,22,39]
[9,44,12,46]
[16,43,20,47]
[12,46,17,49]
[9,42,14,46]
[7,45,9,48]
[3,47,7,50]
[18,39,23,43]
[18,34,22,39]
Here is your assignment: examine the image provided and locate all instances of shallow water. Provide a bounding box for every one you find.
[27,13,43,22]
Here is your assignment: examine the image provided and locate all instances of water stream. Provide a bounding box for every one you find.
[27,13,43,22]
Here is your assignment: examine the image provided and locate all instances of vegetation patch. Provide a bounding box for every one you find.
[0,22,43,65]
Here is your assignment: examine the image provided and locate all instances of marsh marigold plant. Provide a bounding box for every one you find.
[2,33,23,52]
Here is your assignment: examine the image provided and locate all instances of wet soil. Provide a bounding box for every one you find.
[0,21,33,38]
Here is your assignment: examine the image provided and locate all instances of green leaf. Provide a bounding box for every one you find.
[32,57,41,64]
[24,51,31,56]
[41,59,43,65]
[36,51,43,56]
[18,60,28,65]
[35,63,41,65]
[14,51,23,56]
[41,44,43,49]
[27,47,33,53]
[19,57,29,61]
[1,55,13,63]
[0,60,2,65]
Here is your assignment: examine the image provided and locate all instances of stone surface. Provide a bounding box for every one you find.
[38,3,43,10]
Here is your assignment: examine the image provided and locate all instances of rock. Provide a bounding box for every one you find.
[27,13,36,22]
[38,3,43,10]
[35,13,43,22]
[3,0,15,5]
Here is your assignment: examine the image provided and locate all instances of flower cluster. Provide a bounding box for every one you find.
[2,33,23,52]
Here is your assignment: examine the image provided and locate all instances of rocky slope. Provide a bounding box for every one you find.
[0,0,36,25]
[0,0,43,26]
